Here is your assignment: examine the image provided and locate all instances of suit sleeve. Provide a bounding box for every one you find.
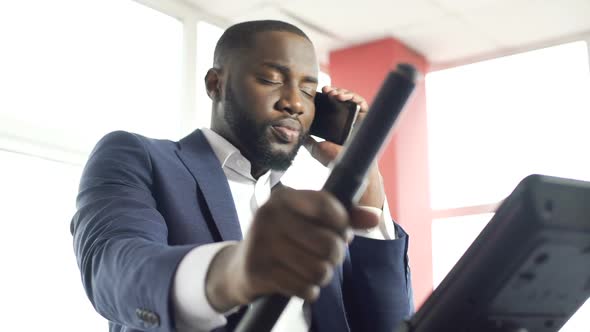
[70,131,195,331]
[343,223,414,332]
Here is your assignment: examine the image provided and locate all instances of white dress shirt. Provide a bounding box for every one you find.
[172,128,396,332]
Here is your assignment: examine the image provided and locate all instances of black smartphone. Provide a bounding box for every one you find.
[310,92,360,145]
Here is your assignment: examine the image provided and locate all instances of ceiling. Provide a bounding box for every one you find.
[184,0,590,69]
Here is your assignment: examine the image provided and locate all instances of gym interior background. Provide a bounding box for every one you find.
[0,0,588,330]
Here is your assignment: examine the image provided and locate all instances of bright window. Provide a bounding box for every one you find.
[0,1,183,330]
[0,150,100,330]
[0,0,183,161]
[431,213,492,288]
[427,41,590,210]
[427,41,590,331]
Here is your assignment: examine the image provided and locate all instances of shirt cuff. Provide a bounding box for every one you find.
[354,198,396,240]
[172,241,238,332]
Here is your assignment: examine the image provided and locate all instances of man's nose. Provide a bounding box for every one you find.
[276,86,305,116]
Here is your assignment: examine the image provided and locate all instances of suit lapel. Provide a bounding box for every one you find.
[175,129,242,241]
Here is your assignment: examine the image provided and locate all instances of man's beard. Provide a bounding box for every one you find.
[223,84,306,171]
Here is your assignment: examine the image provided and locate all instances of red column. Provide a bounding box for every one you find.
[329,38,433,307]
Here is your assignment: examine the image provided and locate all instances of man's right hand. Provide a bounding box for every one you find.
[204,187,379,312]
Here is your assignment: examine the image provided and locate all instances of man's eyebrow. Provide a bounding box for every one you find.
[261,61,318,84]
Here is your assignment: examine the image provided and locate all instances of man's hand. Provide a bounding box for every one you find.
[205,187,380,312]
[306,86,385,209]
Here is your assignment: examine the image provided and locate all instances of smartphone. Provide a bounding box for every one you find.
[310,92,360,145]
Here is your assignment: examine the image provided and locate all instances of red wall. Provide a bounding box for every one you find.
[329,38,433,307]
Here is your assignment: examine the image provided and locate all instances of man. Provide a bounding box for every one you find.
[71,20,413,332]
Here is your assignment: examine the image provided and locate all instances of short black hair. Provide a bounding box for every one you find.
[213,20,311,67]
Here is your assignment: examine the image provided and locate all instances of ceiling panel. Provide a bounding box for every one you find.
[394,14,501,63]
[185,0,590,65]
[460,0,590,48]
[430,0,508,12]
[279,0,446,40]
[189,0,266,18]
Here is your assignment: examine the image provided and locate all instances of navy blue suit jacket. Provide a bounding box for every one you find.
[71,130,413,332]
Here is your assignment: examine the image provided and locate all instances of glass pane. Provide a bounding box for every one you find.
[426,41,590,209]
[432,213,493,288]
[560,298,590,332]
[0,150,104,331]
[0,0,182,156]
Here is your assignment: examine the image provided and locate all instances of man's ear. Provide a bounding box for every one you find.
[205,68,222,101]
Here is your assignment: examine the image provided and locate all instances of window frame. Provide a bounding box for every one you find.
[0,0,230,166]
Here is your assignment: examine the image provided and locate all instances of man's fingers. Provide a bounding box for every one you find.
[304,136,316,154]
[352,95,369,113]
[279,216,348,265]
[272,188,349,234]
[265,180,382,234]
[307,140,342,166]
[268,264,321,302]
[275,237,337,287]
[349,206,381,229]
[321,86,369,113]
[329,90,353,101]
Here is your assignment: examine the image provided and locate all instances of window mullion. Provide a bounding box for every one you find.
[181,16,198,135]
[431,201,501,220]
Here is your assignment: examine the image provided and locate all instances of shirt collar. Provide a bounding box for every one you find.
[200,128,284,185]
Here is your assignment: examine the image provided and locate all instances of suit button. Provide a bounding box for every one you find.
[136,308,145,320]
[146,312,160,326]
[136,308,160,327]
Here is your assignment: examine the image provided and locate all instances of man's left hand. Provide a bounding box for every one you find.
[306,86,385,210]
